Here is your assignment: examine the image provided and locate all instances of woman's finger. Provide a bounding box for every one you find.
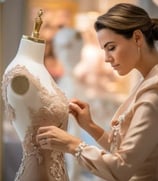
[69,102,81,112]
[38,137,53,150]
[36,129,52,144]
[37,126,52,134]
[70,99,86,109]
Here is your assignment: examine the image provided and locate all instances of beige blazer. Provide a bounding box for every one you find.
[77,65,158,181]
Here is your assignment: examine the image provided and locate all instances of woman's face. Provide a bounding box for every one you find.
[97,29,140,76]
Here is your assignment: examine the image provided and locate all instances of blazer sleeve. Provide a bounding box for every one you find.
[76,89,158,181]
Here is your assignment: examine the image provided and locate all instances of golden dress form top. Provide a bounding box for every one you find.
[24,9,45,43]
[2,9,69,180]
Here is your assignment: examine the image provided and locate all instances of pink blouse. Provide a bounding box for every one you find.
[77,65,158,181]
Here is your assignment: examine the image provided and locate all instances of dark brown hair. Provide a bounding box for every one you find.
[94,3,158,48]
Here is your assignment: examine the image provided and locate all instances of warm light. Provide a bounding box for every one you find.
[153,0,158,6]
[75,11,99,31]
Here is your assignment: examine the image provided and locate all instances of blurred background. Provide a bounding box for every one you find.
[0,0,158,180]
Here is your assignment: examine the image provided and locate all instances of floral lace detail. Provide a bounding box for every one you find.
[2,65,68,123]
[14,126,43,181]
[2,65,69,180]
[15,125,67,180]
[109,114,125,153]
[22,126,43,162]
[75,142,88,159]
[1,67,19,122]
[49,151,66,181]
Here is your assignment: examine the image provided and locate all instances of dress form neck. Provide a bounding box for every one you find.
[15,9,45,64]
[16,36,45,64]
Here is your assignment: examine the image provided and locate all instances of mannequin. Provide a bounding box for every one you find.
[53,26,83,98]
[2,10,69,181]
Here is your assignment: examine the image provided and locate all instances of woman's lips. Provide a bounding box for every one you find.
[112,64,120,69]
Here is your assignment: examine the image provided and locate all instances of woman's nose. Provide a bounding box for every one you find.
[104,52,113,62]
[105,56,113,63]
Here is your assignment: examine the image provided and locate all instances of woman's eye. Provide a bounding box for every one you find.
[108,46,115,51]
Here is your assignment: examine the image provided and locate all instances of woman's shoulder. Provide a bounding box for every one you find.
[137,65,158,92]
[135,76,158,105]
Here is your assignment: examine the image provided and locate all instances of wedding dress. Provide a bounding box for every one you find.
[2,10,69,181]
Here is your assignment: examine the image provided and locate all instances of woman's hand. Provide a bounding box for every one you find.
[69,98,105,140]
[69,99,94,130]
[36,126,81,155]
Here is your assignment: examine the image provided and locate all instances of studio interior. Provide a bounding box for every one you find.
[0,0,158,180]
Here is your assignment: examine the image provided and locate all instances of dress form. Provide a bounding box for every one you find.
[2,10,69,181]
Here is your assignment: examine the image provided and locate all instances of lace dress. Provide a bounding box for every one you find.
[2,65,69,181]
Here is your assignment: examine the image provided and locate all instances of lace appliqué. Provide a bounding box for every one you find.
[1,65,68,123]
[1,67,21,122]
[15,125,67,181]
[75,142,88,159]
[2,65,69,181]
[109,114,125,153]
[50,151,66,181]
[14,125,43,181]
[28,108,68,180]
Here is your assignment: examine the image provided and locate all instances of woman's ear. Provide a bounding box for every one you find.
[133,29,143,46]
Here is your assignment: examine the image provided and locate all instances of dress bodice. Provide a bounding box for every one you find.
[2,64,69,181]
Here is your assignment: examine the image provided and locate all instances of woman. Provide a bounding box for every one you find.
[36,3,158,180]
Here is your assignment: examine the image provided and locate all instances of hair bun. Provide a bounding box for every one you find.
[151,19,158,40]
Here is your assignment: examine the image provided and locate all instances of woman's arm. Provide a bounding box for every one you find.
[69,99,107,141]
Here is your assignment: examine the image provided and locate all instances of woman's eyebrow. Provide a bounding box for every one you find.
[103,41,114,49]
